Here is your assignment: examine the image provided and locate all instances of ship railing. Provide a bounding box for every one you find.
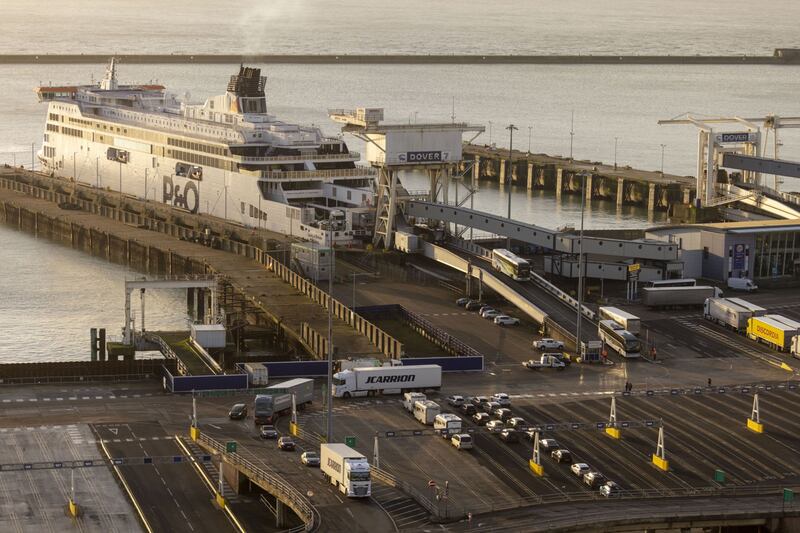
[233,151,360,163]
[261,168,377,180]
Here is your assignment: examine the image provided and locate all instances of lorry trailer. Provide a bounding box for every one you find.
[332,365,442,398]
[704,298,757,331]
[320,443,371,497]
[641,286,723,307]
[598,307,641,335]
[253,378,314,425]
[746,315,800,352]
[726,298,767,317]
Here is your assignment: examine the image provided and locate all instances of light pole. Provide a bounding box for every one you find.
[660,144,666,175]
[528,125,533,154]
[505,124,518,250]
[118,161,122,201]
[614,137,619,171]
[575,172,587,356]
[569,111,575,160]
[326,213,335,443]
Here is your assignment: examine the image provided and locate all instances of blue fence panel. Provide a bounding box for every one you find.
[263,361,328,378]
[401,356,484,372]
[162,365,249,393]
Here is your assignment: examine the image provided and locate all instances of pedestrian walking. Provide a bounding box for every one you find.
[707,378,712,388]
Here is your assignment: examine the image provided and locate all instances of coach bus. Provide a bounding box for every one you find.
[491,248,531,281]
[598,320,641,358]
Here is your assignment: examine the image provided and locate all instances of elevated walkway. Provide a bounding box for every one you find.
[420,241,598,345]
[406,201,679,261]
[145,331,219,376]
[717,183,800,219]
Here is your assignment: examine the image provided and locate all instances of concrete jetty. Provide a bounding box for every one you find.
[0,167,402,362]
[462,143,696,212]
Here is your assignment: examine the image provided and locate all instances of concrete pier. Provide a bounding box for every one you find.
[0,167,400,363]
[463,143,694,211]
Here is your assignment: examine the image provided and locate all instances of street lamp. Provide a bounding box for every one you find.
[575,172,587,356]
[488,121,493,145]
[528,125,533,154]
[660,144,666,175]
[614,137,619,171]
[505,124,518,250]
[326,213,335,443]
[569,111,575,160]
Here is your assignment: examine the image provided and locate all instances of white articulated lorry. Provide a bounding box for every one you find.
[320,443,371,497]
[703,298,762,332]
[332,365,442,398]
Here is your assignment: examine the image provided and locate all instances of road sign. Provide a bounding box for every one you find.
[784,488,795,502]
[345,436,356,447]
[628,263,641,272]
[226,441,237,453]
[714,469,725,483]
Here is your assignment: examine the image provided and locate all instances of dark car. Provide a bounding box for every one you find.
[461,403,477,416]
[584,471,607,489]
[472,412,491,426]
[229,403,248,420]
[499,428,520,443]
[483,401,501,414]
[465,300,483,311]
[260,425,278,439]
[278,436,296,451]
[551,449,572,463]
[456,297,470,306]
[539,438,560,452]
[494,408,513,422]
[472,396,489,407]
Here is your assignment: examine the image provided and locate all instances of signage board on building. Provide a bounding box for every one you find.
[733,244,746,270]
[714,132,759,144]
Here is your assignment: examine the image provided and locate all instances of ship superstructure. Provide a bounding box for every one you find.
[36,60,375,244]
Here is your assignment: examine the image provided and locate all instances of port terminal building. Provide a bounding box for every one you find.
[646,219,800,283]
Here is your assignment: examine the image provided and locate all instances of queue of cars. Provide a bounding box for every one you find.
[455,298,521,326]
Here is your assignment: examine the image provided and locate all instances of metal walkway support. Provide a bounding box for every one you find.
[606,397,621,440]
[747,393,764,433]
[529,430,544,476]
[652,424,669,472]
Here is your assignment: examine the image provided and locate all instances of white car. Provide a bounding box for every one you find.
[533,338,564,350]
[300,451,320,467]
[482,309,501,320]
[492,393,511,407]
[486,420,505,433]
[600,481,621,497]
[507,417,527,429]
[571,463,591,477]
[447,395,465,407]
[494,315,520,326]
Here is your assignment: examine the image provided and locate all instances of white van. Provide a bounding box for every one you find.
[727,277,758,292]
[451,433,473,450]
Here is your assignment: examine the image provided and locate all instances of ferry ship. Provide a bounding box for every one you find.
[35,59,375,244]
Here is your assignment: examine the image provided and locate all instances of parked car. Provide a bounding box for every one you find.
[584,471,607,489]
[600,481,621,498]
[551,449,572,463]
[228,403,247,420]
[451,433,474,450]
[539,438,560,452]
[482,310,502,320]
[447,395,465,407]
[492,393,511,407]
[259,425,278,439]
[494,315,520,326]
[465,300,483,311]
[456,297,470,306]
[278,436,296,451]
[301,451,320,466]
[571,463,591,477]
[478,305,495,315]
[471,396,489,407]
[486,420,505,433]
[507,417,527,429]
[482,401,502,414]
[499,428,520,443]
[460,403,477,416]
[472,412,491,426]
[494,408,513,422]
[533,338,564,350]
